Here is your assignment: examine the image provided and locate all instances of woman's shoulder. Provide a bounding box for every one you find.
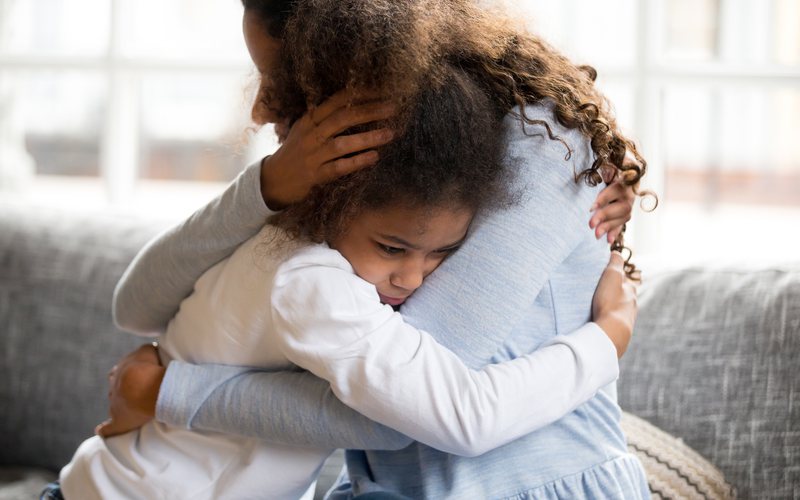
[501,101,594,184]
[503,101,591,158]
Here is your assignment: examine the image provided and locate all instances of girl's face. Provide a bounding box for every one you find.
[330,204,473,307]
[243,9,284,126]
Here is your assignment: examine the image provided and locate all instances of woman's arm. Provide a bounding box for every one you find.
[108,263,632,452]
[159,364,415,450]
[107,106,636,451]
[141,253,633,455]
[112,90,395,335]
[113,161,273,335]
[264,247,622,457]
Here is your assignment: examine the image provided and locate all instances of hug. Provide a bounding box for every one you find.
[0,0,762,499]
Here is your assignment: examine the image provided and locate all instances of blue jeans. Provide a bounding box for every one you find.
[40,481,64,500]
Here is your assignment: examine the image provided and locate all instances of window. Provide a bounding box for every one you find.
[520,0,800,263]
[0,0,277,214]
[2,0,799,261]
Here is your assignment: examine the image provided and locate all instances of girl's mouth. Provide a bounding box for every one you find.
[378,293,407,306]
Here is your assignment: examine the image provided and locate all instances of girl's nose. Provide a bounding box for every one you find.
[391,262,425,292]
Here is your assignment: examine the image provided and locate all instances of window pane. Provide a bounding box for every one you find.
[773,0,800,66]
[660,0,719,62]
[662,85,800,206]
[515,0,636,69]
[118,0,248,62]
[138,73,260,182]
[0,0,109,56]
[660,0,800,66]
[1,71,106,177]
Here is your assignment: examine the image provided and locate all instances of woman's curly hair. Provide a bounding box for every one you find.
[244,0,655,275]
[269,63,513,243]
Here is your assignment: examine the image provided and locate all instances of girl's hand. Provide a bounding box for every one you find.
[588,151,642,243]
[592,252,638,358]
[95,344,165,438]
[589,180,635,243]
[260,89,396,209]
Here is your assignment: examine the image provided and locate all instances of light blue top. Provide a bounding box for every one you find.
[114,104,649,499]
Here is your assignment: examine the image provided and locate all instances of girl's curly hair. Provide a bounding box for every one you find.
[244,0,655,276]
[269,63,512,243]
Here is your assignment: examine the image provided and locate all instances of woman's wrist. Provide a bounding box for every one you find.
[259,155,287,211]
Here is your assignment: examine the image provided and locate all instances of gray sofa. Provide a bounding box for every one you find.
[1,201,797,499]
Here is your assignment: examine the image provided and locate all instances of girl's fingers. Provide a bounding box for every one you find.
[591,183,626,211]
[319,127,394,164]
[590,200,632,229]
[320,150,380,182]
[607,226,623,243]
[595,217,629,240]
[317,101,396,139]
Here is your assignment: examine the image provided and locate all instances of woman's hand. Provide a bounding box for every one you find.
[260,90,396,210]
[592,252,638,358]
[95,343,165,438]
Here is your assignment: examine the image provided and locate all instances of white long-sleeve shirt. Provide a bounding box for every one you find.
[61,221,618,499]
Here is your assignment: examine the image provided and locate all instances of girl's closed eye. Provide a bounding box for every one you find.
[435,244,461,255]
[377,242,405,255]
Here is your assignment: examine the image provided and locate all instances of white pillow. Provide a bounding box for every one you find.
[622,412,735,500]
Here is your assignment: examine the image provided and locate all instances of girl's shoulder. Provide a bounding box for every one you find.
[243,223,342,267]
[277,239,352,274]
[270,236,385,329]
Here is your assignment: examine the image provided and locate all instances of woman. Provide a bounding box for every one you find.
[100,0,647,498]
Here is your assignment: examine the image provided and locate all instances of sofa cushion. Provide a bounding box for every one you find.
[619,265,800,499]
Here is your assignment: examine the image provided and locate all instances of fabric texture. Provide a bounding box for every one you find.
[618,266,800,499]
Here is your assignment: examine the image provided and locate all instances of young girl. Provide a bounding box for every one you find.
[57,63,630,500]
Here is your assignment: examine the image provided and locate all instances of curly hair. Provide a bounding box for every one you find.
[269,63,512,243]
[244,0,654,275]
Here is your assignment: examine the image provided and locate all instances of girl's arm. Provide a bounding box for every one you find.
[157,107,625,454]
[109,106,635,451]
[155,323,616,455]
[264,246,622,457]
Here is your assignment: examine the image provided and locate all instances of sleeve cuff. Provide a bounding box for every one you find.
[240,159,276,220]
[544,322,620,388]
[155,361,250,429]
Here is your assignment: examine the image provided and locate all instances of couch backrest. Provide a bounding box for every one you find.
[619,265,800,499]
[0,203,169,471]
